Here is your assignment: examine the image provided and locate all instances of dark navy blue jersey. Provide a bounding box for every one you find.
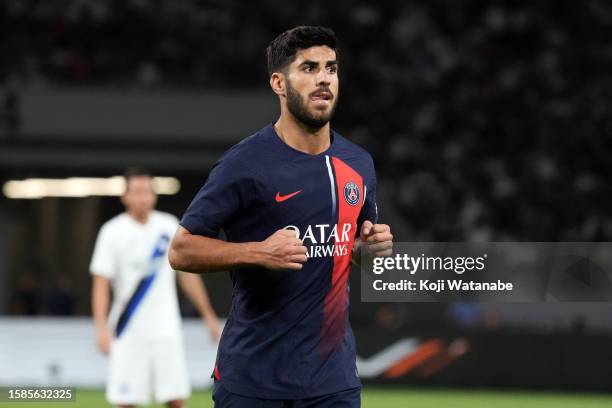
[180,124,378,399]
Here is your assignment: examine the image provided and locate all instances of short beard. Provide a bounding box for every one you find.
[286,79,337,130]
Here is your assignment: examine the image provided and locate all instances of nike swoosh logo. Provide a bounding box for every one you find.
[275,190,302,203]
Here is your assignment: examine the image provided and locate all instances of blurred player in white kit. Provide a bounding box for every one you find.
[90,168,221,408]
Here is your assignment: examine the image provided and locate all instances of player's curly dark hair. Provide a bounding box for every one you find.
[266,26,338,76]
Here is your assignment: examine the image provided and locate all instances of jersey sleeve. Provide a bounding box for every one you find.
[180,156,256,237]
[357,157,379,232]
[89,224,117,279]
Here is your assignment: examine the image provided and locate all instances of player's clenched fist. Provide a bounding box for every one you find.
[252,229,308,271]
[358,220,393,258]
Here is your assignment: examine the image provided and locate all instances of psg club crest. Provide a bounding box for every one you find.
[343,181,360,206]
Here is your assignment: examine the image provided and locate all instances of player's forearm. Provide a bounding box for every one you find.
[192,284,219,322]
[194,293,218,322]
[91,277,110,332]
[178,272,219,319]
[169,228,264,273]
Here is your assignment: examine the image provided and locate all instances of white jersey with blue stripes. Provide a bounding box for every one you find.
[90,211,182,340]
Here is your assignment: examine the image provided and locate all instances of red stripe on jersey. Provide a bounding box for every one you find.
[214,365,220,381]
[320,157,364,353]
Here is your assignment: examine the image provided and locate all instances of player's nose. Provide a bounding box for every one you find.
[315,70,331,87]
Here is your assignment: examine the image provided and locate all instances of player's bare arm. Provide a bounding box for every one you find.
[352,220,393,265]
[169,226,308,273]
[177,272,222,341]
[91,275,112,354]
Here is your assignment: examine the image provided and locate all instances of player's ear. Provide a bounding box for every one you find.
[269,72,285,97]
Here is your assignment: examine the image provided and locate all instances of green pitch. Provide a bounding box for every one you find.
[11,388,612,407]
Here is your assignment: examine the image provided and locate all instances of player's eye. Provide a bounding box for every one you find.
[327,65,338,74]
[303,65,315,72]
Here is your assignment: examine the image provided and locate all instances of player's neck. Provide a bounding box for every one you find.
[127,210,150,225]
[274,115,331,155]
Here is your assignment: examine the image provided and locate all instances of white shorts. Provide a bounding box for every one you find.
[106,336,191,405]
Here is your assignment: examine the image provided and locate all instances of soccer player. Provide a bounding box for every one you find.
[169,26,393,407]
[90,168,222,408]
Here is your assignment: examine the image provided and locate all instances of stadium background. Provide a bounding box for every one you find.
[1,0,612,406]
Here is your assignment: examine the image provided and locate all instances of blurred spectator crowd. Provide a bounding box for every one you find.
[2,1,612,240]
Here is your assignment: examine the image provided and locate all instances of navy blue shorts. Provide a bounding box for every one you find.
[212,382,361,408]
